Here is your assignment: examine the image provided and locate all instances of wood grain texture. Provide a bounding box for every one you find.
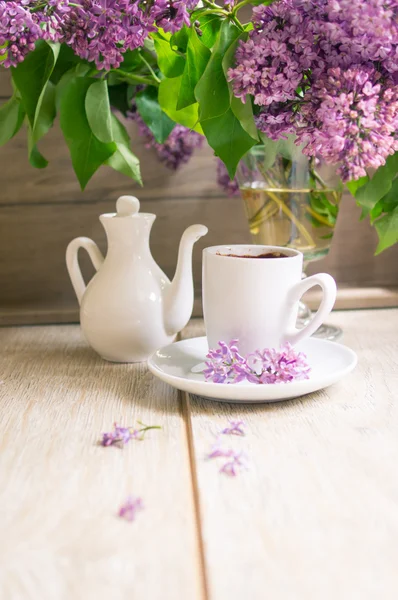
[0,196,249,317]
[304,286,398,311]
[182,310,398,600]
[0,120,220,205]
[0,68,12,98]
[0,325,204,600]
[1,195,398,325]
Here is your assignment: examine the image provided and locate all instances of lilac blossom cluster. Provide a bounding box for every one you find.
[204,339,311,385]
[0,0,198,70]
[101,421,161,447]
[0,2,41,67]
[228,0,398,182]
[131,109,203,170]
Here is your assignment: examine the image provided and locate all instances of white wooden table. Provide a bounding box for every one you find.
[0,309,397,600]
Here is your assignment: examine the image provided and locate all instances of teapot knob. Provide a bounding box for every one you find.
[116,195,140,217]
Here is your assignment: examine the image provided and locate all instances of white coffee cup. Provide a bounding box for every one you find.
[202,245,336,355]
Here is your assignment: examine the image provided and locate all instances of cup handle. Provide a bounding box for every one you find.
[283,273,337,346]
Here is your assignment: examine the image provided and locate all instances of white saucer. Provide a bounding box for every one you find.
[148,337,357,403]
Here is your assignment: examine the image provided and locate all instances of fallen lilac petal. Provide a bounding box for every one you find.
[221,420,246,436]
[219,451,249,477]
[220,460,238,476]
[118,496,144,522]
[206,439,235,460]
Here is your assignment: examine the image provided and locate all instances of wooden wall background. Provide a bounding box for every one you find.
[1,69,398,325]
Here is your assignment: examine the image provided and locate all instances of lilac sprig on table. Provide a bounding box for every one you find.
[204,340,311,385]
[101,421,161,447]
[118,495,144,522]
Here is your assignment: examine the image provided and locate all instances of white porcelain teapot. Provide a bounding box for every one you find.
[66,195,207,362]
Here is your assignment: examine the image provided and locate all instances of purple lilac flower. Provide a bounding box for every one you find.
[118,495,144,522]
[151,0,196,34]
[296,66,398,181]
[247,343,311,384]
[203,340,248,384]
[204,340,311,385]
[59,0,155,71]
[0,2,41,68]
[221,420,246,436]
[216,160,239,197]
[228,0,398,182]
[1,0,199,69]
[131,108,204,170]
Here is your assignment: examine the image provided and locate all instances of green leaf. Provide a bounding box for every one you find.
[136,86,175,143]
[12,40,60,130]
[230,95,259,142]
[31,81,56,143]
[201,108,257,179]
[171,25,190,53]
[85,80,113,144]
[107,144,142,184]
[195,21,257,177]
[221,31,258,142]
[346,176,369,196]
[378,176,398,213]
[195,21,241,120]
[106,114,142,184]
[12,40,59,168]
[374,206,398,254]
[158,76,203,133]
[0,96,25,146]
[108,83,130,115]
[369,176,398,223]
[27,81,57,168]
[29,144,48,169]
[152,31,185,78]
[197,14,223,48]
[50,45,80,85]
[110,113,130,145]
[59,76,116,190]
[177,28,211,110]
[354,154,398,216]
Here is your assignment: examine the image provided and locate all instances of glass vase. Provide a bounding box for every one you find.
[237,143,343,340]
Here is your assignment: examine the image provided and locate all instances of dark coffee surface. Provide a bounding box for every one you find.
[217,251,289,259]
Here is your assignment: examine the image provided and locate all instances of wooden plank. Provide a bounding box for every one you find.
[0,196,250,322]
[304,286,398,311]
[0,68,12,97]
[181,310,398,600]
[0,120,220,204]
[307,201,398,287]
[0,325,204,600]
[1,195,398,325]
[1,286,397,327]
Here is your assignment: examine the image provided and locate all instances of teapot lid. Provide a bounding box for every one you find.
[115,195,140,217]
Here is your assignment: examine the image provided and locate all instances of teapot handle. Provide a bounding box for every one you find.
[66,237,104,305]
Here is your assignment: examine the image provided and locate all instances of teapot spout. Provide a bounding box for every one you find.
[164,224,208,336]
